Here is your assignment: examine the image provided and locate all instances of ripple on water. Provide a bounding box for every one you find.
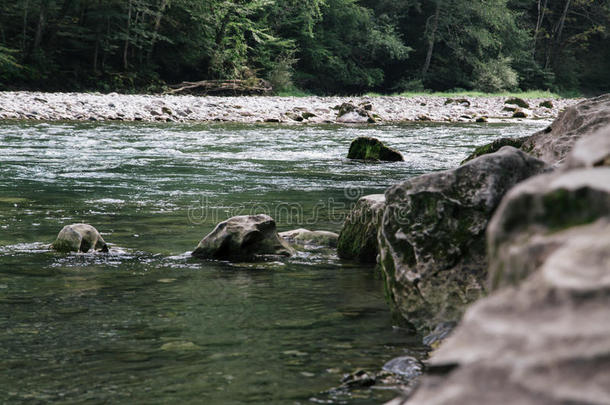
[0,120,549,404]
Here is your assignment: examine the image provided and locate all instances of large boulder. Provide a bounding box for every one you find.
[52,223,109,253]
[337,194,385,263]
[378,147,546,331]
[563,125,610,170]
[400,209,610,405]
[487,157,610,290]
[347,137,404,162]
[521,94,610,164]
[465,94,610,165]
[192,214,294,261]
[462,137,526,163]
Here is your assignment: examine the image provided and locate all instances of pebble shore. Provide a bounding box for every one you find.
[0,91,581,123]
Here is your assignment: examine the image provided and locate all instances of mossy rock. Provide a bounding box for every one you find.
[52,224,109,253]
[337,194,385,263]
[505,97,529,108]
[461,137,525,164]
[379,147,546,332]
[539,100,554,108]
[347,137,403,162]
[192,214,294,261]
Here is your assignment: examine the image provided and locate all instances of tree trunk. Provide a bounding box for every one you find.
[123,0,132,70]
[545,0,571,69]
[148,0,170,62]
[22,0,30,52]
[422,0,441,79]
[533,0,548,57]
[33,0,49,50]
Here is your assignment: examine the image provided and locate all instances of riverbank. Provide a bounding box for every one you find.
[0,91,581,123]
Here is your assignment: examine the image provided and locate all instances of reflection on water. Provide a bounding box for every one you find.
[0,120,546,403]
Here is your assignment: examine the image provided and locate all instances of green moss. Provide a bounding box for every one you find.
[51,239,77,253]
[347,137,403,162]
[541,188,604,232]
[461,137,526,164]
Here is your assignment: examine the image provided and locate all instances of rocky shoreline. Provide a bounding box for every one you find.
[0,91,581,123]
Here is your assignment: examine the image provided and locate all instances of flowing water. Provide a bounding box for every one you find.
[0,120,547,404]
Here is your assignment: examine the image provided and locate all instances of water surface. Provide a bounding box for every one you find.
[0,121,546,403]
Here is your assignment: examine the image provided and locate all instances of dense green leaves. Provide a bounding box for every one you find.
[0,0,608,93]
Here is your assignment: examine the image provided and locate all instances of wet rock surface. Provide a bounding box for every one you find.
[192,214,294,261]
[378,147,547,332]
[347,137,404,161]
[337,194,386,263]
[400,217,610,405]
[0,92,579,123]
[279,228,338,248]
[389,112,610,405]
[52,223,108,253]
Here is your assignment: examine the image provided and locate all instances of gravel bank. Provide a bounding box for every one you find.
[0,91,581,124]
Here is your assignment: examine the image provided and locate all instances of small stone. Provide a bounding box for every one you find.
[539,100,553,108]
[512,108,528,118]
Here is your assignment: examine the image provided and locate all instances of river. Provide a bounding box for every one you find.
[0,120,546,404]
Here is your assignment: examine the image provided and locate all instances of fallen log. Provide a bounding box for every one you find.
[166,79,272,95]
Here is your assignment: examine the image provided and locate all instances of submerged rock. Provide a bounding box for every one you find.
[382,356,423,380]
[347,137,403,162]
[192,214,294,261]
[52,223,108,253]
[337,194,385,263]
[378,147,546,331]
[279,228,338,248]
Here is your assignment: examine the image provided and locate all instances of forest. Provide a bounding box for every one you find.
[0,0,609,95]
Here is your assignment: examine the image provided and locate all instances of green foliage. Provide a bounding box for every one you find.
[472,56,518,93]
[0,0,608,93]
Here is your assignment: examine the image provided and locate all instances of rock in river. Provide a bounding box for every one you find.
[337,194,385,263]
[279,228,338,248]
[378,146,546,331]
[347,137,403,162]
[192,214,294,261]
[52,223,109,253]
[401,170,610,405]
[464,94,610,165]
